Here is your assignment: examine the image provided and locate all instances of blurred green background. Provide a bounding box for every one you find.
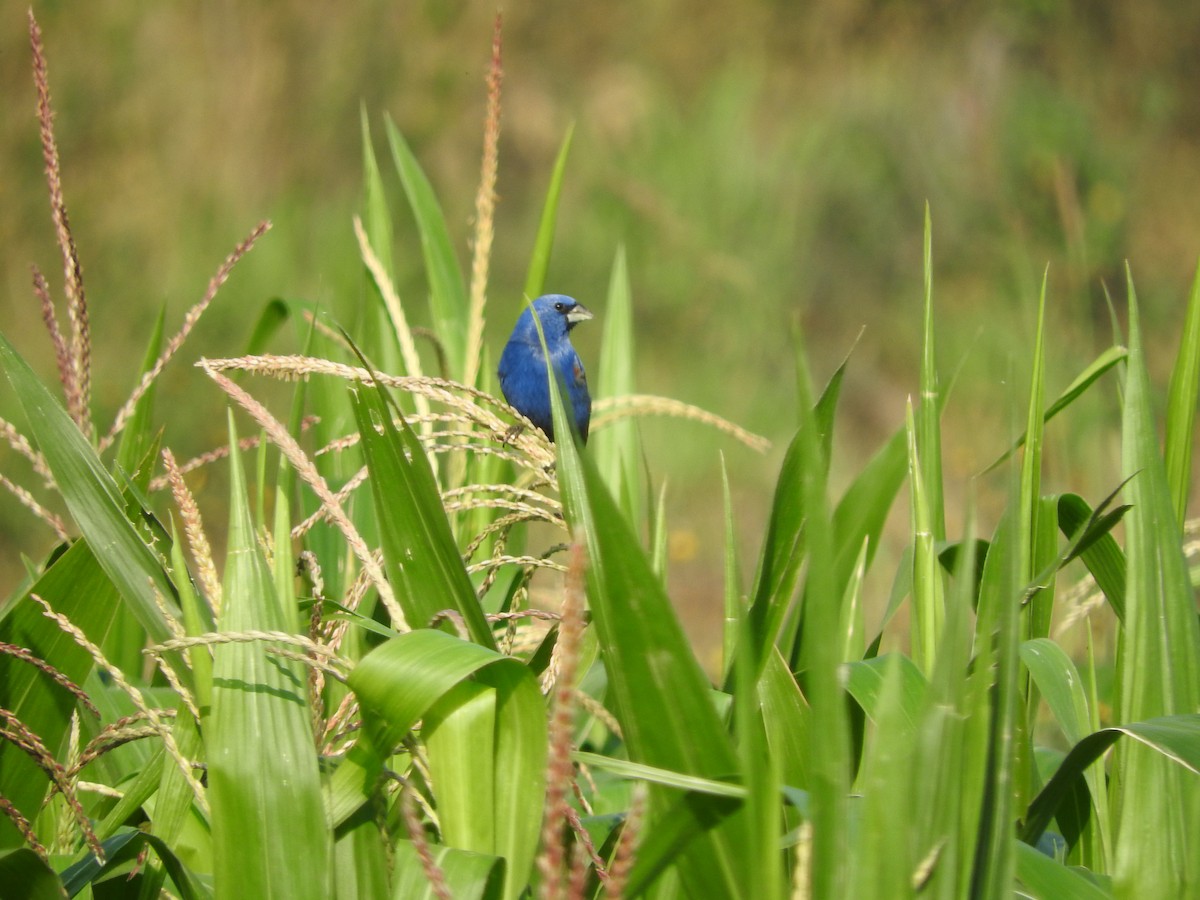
[4,2,1200,661]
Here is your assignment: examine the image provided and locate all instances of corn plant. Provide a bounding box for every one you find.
[1,12,1198,900]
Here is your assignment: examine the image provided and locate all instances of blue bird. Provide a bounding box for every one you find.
[498,294,593,443]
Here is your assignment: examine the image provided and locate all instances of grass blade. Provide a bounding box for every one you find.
[546,334,752,897]
[1112,267,1200,894]
[385,116,469,378]
[1164,258,1200,522]
[523,123,575,301]
[350,379,493,645]
[207,413,332,898]
[592,246,642,523]
[0,332,178,642]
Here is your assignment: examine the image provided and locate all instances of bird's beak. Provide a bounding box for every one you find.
[567,304,593,325]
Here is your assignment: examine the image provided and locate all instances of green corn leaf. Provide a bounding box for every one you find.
[114,302,166,480]
[982,345,1127,475]
[390,841,504,900]
[918,203,946,540]
[349,379,494,645]
[544,325,752,898]
[523,123,575,301]
[1021,714,1200,848]
[1013,841,1112,900]
[206,413,331,899]
[385,116,468,379]
[60,827,212,900]
[345,629,545,900]
[1164,258,1200,522]
[593,245,642,523]
[422,659,546,900]
[1020,639,1111,861]
[1054,492,1127,623]
[0,848,62,900]
[0,540,122,849]
[0,332,178,642]
[845,653,929,740]
[1112,268,1200,893]
[907,400,945,676]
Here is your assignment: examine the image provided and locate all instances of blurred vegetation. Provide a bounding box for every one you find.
[4,2,1200,654]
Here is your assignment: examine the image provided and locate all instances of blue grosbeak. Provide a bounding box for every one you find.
[498,294,593,443]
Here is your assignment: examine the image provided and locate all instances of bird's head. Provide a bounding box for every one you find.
[523,294,593,341]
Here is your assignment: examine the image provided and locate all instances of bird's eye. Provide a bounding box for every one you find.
[554,302,566,312]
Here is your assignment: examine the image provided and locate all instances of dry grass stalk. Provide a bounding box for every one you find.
[604,783,646,899]
[0,705,103,861]
[30,266,76,427]
[198,362,406,629]
[463,13,503,391]
[0,641,99,718]
[592,394,771,452]
[30,593,208,816]
[565,803,606,885]
[29,11,91,438]
[147,629,341,661]
[0,413,52,485]
[537,539,587,900]
[0,794,48,863]
[101,220,272,453]
[567,839,591,900]
[352,216,431,427]
[791,820,814,900]
[163,448,223,618]
[0,471,69,541]
[402,781,452,900]
[66,711,176,784]
[292,464,369,539]
[147,415,319,492]
[467,554,568,576]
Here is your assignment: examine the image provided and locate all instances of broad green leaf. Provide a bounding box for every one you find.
[390,841,504,900]
[385,116,468,378]
[845,653,929,740]
[570,752,745,799]
[851,653,923,898]
[207,413,331,899]
[721,455,742,679]
[0,848,63,900]
[361,107,395,283]
[350,382,493,645]
[756,648,810,790]
[788,328,849,900]
[343,631,545,900]
[1022,714,1200,848]
[0,332,178,642]
[114,302,166,480]
[830,423,908,612]
[1020,639,1111,863]
[0,540,122,849]
[348,629,506,755]
[523,123,575,301]
[1053,491,1128,623]
[1111,269,1200,894]
[60,827,211,900]
[592,246,642,524]
[545,332,752,898]
[423,659,546,900]
[1014,841,1112,900]
[970,501,1022,897]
